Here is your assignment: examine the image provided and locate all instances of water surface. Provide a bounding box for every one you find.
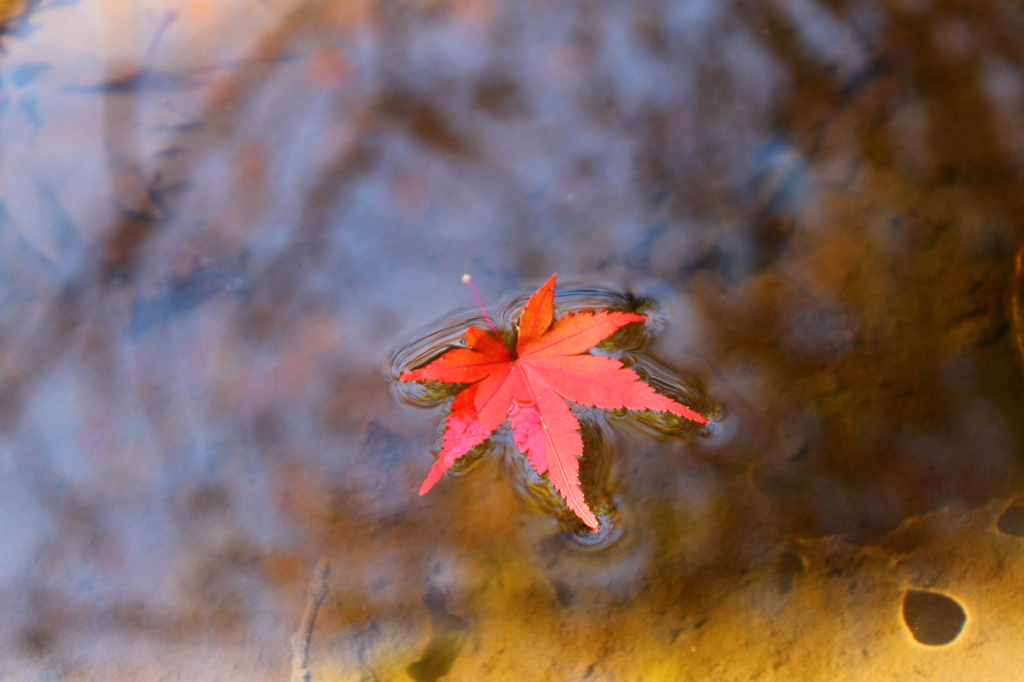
[2,0,1024,679]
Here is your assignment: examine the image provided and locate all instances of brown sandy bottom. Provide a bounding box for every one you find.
[309,501,1024,681]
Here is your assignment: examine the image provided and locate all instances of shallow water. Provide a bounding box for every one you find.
[2,0,1024,680]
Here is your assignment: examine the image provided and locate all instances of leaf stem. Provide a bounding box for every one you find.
[462,274,501,338]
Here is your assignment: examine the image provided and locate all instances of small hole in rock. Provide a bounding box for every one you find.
[996,504,1024,537]
[551,579,574,608]
[902,590,966,646]
[777,551,806,595]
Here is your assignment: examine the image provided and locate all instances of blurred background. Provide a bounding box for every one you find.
[1,0,1024,679]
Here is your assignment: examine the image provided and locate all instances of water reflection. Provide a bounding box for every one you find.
[1,0,1024,678]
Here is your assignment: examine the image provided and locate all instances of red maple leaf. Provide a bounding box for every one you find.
[400,274,707,528]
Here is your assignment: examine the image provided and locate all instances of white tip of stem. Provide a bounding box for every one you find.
[462,274,472,283]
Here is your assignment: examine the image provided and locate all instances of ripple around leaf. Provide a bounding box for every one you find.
[388,280,672,388]
[388,277,712,540]
[564,501,625,551]
[619,355,714,440]
[387,306,484,408]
